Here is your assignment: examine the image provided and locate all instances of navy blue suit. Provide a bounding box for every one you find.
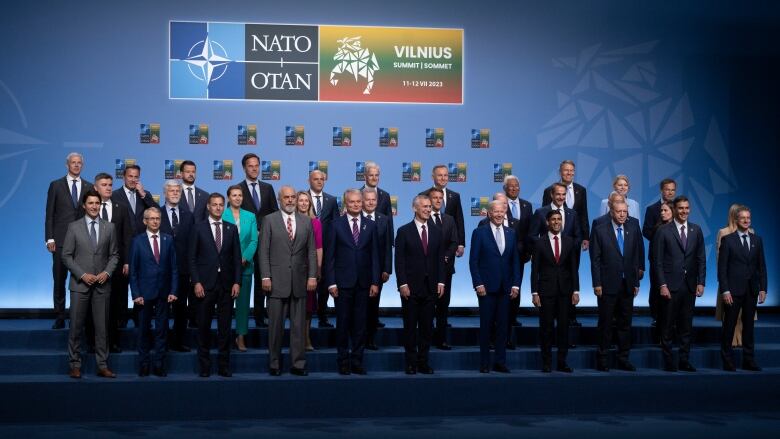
[590,219,644,366]
[160,204,195,347]
[325,214,380,369]
[718,231,767,366]
[528,205,582,250]
[366,211,394,342]
[129,232,178,368]
[112,187,156,235]
[188,219,242,373]
[469,223,522,368]
[180,185,210,223]
[652,221,706,366]
[431,212,459,345]
[642,200,664,321]
[313,190,339,322]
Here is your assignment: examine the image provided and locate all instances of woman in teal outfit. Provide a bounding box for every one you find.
[223,184,258,352]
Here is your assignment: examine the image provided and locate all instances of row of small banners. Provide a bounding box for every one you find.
[140,123,491,148]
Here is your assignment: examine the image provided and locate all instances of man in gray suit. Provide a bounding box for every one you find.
[61,189,119,378]
[259,186,318,376]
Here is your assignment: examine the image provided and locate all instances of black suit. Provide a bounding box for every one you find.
[180,185,210,223]
[45,176,91,320]
[642,200,664,320]
[112,187,156,235]
[312,190,339,322]
[395,220,446,368]
[431,211,458,345]
[718,231,767,366]
[427,187,465,248]
[366,212,393,344]
[542,182,590,238]
[590,220,644,367]
[188,219,242,373]
[531,233,579,368]
[239,179,278,324]
[652,221,706,367]
[160,204,195,347]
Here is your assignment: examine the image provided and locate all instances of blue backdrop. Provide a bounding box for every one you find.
[1,0,777,308]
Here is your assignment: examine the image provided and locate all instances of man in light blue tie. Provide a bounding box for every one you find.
[589,201,644,371]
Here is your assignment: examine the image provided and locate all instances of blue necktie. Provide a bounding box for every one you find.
[251,182,260,211]
[315,195,322,217]
[90,220,98,250]
[71,179,78,208]
[511,200,519,219]
[617,226,624,256]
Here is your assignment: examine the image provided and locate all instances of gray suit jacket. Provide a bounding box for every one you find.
[259,211,317,299]
[61,217,119,293]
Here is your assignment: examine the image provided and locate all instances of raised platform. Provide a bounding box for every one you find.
[1,316,778,423]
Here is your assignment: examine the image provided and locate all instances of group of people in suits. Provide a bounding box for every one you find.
[46,153,768,378]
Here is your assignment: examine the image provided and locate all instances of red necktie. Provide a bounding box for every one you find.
[152,234,160,263]
[421,224,428,255]
[553,235,560,263]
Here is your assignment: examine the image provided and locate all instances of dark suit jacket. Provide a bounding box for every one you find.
[506,197,533,262]
[363,185,394,239]
[104,201,133,265]
[45,176,92,246]
[478,217,528,263]
[642,200,663,242]
[592,214,641,246]
[111,187,156,235]
[469,224,522,294]
[180,185,210,223]
[543,182,589,238]
[239,180,279,228]
[530,233,580,296]
[528,205,582,250]
[129,232,178,301]
[652,222,706,293]
[159,205,194,276]
[589,220,645,293]
[368,212,393,275]
[324,214,380,289]
[431,212,458,274]
[425,187,465,247]
[395,220,446,296]
[314,190,339,231]
[187,220,242,291]
[717,231,767,297]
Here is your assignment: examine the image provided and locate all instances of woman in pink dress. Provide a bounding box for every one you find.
[296,191,322,351]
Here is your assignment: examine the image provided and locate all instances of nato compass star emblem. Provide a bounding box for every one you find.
[184,36,231,84]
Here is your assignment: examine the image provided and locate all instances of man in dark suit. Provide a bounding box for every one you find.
[590,201,645,371]
[503,175,533,328]
[129,206,178,377]
[238,153,278,328]
[653,195,706,372]
[188,193,242,377]
[179,160,210,223]
[362,187,393,350]
[309,169,339,328]
[531,209,579,373]
[395,195,446,374]
[641,178,676,326]
[325,189,380,375]
[426,187,458,350]
[363,161,394,329]
[93,173,133,353]
[159,180,195,351]
[469,200,521,373]
[61,190,119,379]
[530,183,582,253]
[45,152,92,329]
[431,164,465,258]
[718,206,767,371]
[542,160,589,326]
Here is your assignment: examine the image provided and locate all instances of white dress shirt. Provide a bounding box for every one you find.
[100,199,113,222]
[398,219,444,290]
[281,210,296,238]
[84,215,100,243]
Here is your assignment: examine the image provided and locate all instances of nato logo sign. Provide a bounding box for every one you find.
[170,21,318,101]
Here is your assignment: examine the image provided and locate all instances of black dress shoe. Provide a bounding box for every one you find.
[492,364,510,373]
[678,362,696,372]
[437,342,452,351]
[290,367,308,376]
[169,344,191,353]
[569,319,582,327]
[723,362,737,372]
[541,365,552,373]
[376,320,386,328]
[218,369,233,377]
[556,364,573,373]
[188,320,198,329]
[139,365,150,377]
[418,365,434,374]
[479,366,490,373]
[511,319,522,327]
[365,341,379,350]
[255,320,268,328]
[52,319,65,330]
[743,362,762,372]
[109,344,122,354]
[650,319,658,328]
[568,343,577,349]
[318,320,334,328]
[617,361,636,372]
[338,365,351,375]
[269,368,282,376]
[596,364,610,372]
[199,369,210,378]
[488,343,495,350]
[351,366,367,375]
[505,341,516,350]
[405,365,417,375]
[153,367,167,377]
